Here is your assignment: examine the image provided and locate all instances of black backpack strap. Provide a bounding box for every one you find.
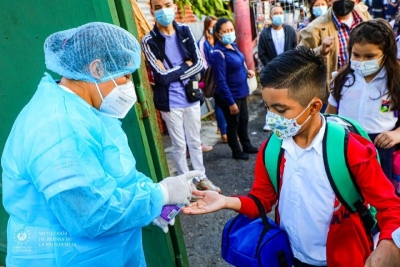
[248,194,271,230]
[277,250,289,267]
[249,194,289,267]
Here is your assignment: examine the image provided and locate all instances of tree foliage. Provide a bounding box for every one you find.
[175,0,233,19]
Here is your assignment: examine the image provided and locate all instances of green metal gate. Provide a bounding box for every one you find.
[0,0,189,266]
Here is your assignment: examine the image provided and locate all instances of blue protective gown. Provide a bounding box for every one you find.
[1,73,164,266]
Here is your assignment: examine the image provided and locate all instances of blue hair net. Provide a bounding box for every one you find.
[44,22,141,83]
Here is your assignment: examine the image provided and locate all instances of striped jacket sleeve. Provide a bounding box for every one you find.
[141,32,190,86]
[180,26,204,80]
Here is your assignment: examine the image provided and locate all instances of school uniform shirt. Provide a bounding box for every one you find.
[278,116,334,266]
[238,115,400,266]
[328,68,397,134]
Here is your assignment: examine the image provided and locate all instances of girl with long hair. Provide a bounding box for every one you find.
[326,18,400,181]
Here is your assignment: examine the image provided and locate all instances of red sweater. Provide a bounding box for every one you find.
[238,133,400,267]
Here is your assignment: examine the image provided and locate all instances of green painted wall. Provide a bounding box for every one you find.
[0,0,187,266]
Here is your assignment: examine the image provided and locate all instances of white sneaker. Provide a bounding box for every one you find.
[263,123,271,131]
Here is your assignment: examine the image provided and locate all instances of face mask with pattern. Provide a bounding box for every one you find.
[266,102,313,139]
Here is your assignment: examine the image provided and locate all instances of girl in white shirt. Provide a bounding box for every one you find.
[326,19,400,184]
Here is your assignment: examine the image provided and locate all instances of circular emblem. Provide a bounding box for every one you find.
[14,228,31,245]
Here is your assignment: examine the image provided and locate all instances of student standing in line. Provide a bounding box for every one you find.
[326,19,400,183]
[184,46,400,267]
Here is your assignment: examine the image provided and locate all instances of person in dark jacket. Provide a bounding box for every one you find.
[142,0,220,192]
[258,6,297,132]
[210,18,259,160]
[258,6,297,67]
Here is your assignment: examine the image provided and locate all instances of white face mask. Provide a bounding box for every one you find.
[350,55,384,77]
[95,79,137,118]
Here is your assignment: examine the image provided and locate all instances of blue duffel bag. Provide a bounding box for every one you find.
[221,195,293,267]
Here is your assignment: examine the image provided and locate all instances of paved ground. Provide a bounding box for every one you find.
[162,92,274,267]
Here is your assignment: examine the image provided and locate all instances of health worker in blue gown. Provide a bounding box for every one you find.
[1,22,199,267]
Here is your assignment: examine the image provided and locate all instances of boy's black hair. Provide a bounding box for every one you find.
[260,46,327,107]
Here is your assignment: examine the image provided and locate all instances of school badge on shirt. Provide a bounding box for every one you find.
[380,99,390,113]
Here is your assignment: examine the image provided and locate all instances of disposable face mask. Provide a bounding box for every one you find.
[154,7,176,26]
[221,32,236,45]
[266,102,313,139]
[332,0,355,17]
[350,55,384,77]
[272,15,285,26]
[209,28,213,35]
[313,6,328,17]
[96,79,137,118]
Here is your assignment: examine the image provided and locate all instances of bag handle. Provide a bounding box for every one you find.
[248,194,272,230]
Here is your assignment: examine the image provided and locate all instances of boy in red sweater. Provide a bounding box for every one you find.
[183,46,400,267]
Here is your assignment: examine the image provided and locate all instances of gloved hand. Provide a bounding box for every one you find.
[159,170,202,206]
[154,217,176,233]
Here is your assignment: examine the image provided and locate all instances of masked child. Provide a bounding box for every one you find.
[326,19,400,183]
[183,46,400,267]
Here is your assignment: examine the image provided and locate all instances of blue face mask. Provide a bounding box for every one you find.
[221,32,236,45]
[272,15,285,26]
[209,28,213,35]
[154,7,176,26]
[313,6,328,17]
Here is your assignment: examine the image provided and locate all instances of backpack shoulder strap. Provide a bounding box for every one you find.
[323,119,363,213]
[264,134,284,194]
[324,113,380,162]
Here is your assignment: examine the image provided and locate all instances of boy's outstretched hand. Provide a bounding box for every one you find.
[182,190,226,215]
[364,240,400,267]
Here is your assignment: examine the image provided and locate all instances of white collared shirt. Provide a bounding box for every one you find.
[271,28,285,55]
[328,68,397,134]
[278,116,335,266]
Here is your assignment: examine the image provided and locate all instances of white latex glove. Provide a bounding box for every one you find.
[159,170,202,206]
[158,217,176,234]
